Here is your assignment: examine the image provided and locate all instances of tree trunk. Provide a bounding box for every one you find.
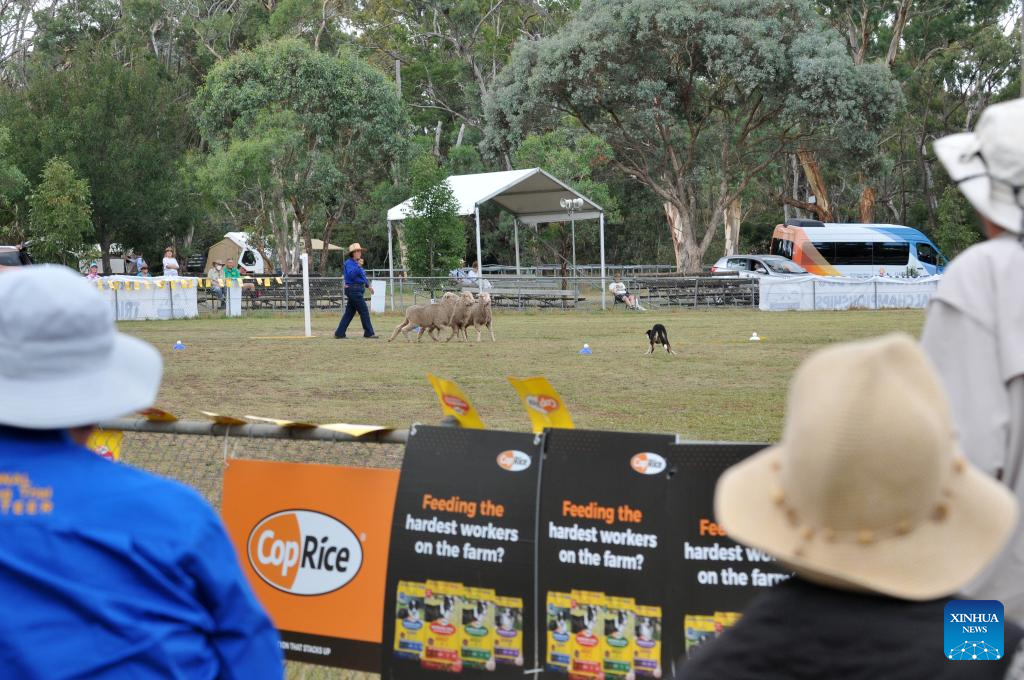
[99,227,111,274]
[455,123,466,147]
[433,120,442,158]
[886,0,913,68]
[723,198,742,256]
[796,149,834,221]
[395,58,401,96]
[664,201,706,274]
[858,185,877,223]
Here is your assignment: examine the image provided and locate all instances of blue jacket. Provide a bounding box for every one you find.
[344,257,368,295]
[0,427,283,679]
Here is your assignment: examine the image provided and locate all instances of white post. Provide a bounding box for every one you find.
[475,205,484,294]
[300,252,312,337]
[514,218,521,276]
[387,220,395,311]
[599,212,606,310]
[571,215,577,280]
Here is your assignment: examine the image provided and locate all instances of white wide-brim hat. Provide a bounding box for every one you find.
[715,333,1017,600]
[0,265,163,429]
[934,98,1024,234]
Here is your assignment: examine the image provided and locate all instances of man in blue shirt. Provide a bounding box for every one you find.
[0,266,283,679]
[334,242,378,339]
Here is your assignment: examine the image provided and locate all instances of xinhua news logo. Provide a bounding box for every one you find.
[945,600,1004,660]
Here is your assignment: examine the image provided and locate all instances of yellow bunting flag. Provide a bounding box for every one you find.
[225,279,233,288]
[137,407,178,422]
[143,281,152,289]
[320,423,393,437]
[86,429,122,462]
[275,277,283,284]
[95,281,103,291]
[155,280,164,288]
[507,376,574,433]
[244,415,317,429]
[109,281,119,290]
[199,410,247,426]
[261,278,270,287]
[427,374,486,429]
[133,281,140,291]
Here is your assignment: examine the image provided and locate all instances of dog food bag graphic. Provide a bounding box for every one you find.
[632,604,662,678]
[394,580,427,661]
[603,596,636,680]
[569,590,605,680]
[713,611,742,637]
[546,591,574,673]
[683,615,717,659]
[422,580,464,672]
[493,595,524,667]
[461,587,497,671]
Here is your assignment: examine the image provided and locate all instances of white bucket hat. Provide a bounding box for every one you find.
[0,265,162,429]
[715,333,1017,600]
[933,97,1024,234]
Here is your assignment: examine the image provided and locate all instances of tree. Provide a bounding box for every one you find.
[193,38,408,274]
[403,179,462,277]
[934,186,980,259]
[0,126,27,237]
[27,157,92,265]
[486,0,896,272]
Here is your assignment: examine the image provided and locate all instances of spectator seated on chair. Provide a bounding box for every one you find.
[609,273,645,310]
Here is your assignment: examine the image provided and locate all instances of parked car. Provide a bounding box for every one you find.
[0,244,32,272]
[711,254,807,277]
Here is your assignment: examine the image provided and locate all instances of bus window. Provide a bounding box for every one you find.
[834,242,873,265]
[809,241,835,260]
[916,243,940,267]
[873,242,910,266]
[770,238,783,257]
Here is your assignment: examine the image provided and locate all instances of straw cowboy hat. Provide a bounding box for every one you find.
[0,266,162,429]
[715,333,1017,600]
[348,242,366,254]
[933,97,1024,234]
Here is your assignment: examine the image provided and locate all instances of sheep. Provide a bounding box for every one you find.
[467,292,495,342]
[387,292,459,342]
[445,291,477,342]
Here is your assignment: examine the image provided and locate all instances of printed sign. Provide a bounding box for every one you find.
[221,459,400,669]
[381,427,542,679]
[428,375,487,429]
[507,376,574,433]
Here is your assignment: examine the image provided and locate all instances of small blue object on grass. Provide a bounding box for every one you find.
[578,343,592,355]
[173,340,186,351]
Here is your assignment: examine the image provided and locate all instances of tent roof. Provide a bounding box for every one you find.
[386,168,603,224]
[310,238,342,251]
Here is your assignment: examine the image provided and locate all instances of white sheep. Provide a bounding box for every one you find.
[467,292,495,342]
[388,292,459,342]
[445,291,477,342]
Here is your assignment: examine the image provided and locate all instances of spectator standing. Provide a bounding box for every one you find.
[161,247,179,277]
[0,266,283,678]
[677,334,1021,679]
[921,98,1024,621]
[334,242,377,339]
[85,262,100,280]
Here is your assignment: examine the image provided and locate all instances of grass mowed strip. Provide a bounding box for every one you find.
[119,308,923,443]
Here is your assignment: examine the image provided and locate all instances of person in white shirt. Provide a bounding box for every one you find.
[161,247,179,277]
[608,273,644,310]
[921,97,1024,622]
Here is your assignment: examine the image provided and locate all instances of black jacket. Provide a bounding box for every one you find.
[676,577,1022,680]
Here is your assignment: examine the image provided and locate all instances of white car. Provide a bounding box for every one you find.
[711,255,807,278]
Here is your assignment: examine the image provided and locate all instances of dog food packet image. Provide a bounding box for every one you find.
[683,615,717,659]
[422,580,464,672]
[713,611,742,637]
[493,595,524,667]
[632,604,662,679]
[569,590,605,680]
[602,596,636,680]
[460,587,497,671]
[546,591,573,673]
[394,580,427,661]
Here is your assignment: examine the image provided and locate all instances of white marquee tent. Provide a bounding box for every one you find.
[386,168,608,308]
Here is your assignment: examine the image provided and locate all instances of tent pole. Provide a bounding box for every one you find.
[599,212,606,310]
[387,220,394,311]
[571,214,577,282]
[475,206,483,294]
[514,218,521,277]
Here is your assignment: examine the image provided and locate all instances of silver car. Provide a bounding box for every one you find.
[711,254,807,277]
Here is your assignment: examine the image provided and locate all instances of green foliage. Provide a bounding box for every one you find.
[0,127,28,234]
[935,186,980,259]
[403,180,463,277]
[27,157,93,265]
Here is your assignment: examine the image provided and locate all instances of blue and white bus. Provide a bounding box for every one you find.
[770,221,948,277]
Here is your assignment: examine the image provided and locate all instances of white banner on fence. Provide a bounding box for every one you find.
[369,280,387,314]
[101,276,199,320]
[759,275,941,311]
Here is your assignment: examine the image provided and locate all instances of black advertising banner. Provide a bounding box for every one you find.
[538,430,678,680]
[664,443,790,672]
[382,426,543,680]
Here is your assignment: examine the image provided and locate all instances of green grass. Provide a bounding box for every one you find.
[119,307,924,444]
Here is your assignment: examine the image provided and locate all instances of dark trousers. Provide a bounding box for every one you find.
[335,293,375,337]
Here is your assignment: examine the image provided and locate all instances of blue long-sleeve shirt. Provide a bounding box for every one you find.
[344,257,368,295]
[0,427,283,679]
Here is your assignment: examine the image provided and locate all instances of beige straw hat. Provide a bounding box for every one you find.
[715,333,1017,600]
[348,242,365,254]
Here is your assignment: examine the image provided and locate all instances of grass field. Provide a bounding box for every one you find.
[119,307,924,444]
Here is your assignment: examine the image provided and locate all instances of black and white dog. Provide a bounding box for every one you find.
[645,324,676,355]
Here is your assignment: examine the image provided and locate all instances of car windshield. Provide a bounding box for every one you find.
[763,258,806,274]
[0,250,20,266]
